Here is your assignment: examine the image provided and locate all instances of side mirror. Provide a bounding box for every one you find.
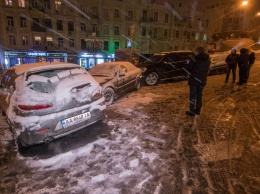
[119,72,125,76]
[163,61,169,64]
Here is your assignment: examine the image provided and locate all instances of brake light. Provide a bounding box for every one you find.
[36,128,49,133]
[18,104,53,111]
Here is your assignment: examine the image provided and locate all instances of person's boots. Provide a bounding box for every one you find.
[185,111,195,116]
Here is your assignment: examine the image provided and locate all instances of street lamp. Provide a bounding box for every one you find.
[241,1,248,6]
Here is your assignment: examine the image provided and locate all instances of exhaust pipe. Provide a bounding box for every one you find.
[43,137,53,144]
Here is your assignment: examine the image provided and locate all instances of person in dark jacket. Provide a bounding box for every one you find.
[185,46,210,116]
[247,51,255,81]
[237,48,249,85]
[225,48,238,83]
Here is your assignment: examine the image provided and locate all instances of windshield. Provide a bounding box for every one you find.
[89,64,117,77]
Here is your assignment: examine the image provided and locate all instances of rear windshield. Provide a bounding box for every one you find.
[26,68,85,93]
[89,64,117,77]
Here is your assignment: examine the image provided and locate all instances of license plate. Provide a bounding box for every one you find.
[61,112,91,128]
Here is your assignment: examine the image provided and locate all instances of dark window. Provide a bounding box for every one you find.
[58,38,63,47]
[69,39,74,47]
[45,19,52,28]
[103,41,109,51]
[7,16,14,27]
[81,39,86,49]
[44,0,51,9]
[143,10,147,22]
[57,20,63,31]
[115,41,119,50]
[20,17,26,28]
[68,21,74,32]
[32,18,40,27]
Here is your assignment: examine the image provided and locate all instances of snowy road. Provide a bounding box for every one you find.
[0,59,260,194]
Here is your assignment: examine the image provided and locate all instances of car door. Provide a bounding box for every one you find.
[170,52,194,78]
[156,54,176,79]
[115,64,130,93]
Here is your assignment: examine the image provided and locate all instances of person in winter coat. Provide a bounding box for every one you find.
[247,51,255,80]
[237,48,249,85]
[225,48,238,83]
[185,46,210,116]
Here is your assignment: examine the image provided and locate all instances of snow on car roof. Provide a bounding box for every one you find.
[97,61,134,66]
[11,62,81,75]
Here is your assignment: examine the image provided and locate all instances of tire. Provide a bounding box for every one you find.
[16,139,29,152]
[0,107,6,116]
[103,87,115,106]
[135,78,141,90]
[145,72,159,86]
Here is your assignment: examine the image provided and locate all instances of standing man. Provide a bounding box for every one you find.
[185,46,210,116]
[237,48,249,85]
[247,51,255,81]
[225,48,238,83]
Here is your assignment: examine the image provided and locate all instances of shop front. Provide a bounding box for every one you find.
[4,51,46,68]
[78,52,114,70]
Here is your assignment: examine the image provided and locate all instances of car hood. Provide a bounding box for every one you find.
[92,76,114,85]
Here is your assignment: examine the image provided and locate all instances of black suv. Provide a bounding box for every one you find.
[137,50,195,85]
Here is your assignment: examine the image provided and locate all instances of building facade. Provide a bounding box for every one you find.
[0,0,210,69]
[207,0,260,42]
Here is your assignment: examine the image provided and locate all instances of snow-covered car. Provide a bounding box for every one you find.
[208,53,229,75]
[0,62,106,147]
[89,61,142,105]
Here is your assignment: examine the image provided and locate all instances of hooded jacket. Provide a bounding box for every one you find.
[238,48,249,69]
[187,52,210,86]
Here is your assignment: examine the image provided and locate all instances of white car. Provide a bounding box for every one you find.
[0,62,106,147]
[209,53,229,75]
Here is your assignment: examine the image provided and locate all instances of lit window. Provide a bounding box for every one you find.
[46,37,53,46]
[203,34,207,41]
[34,36,41,45]
[18,0,25,7]
[55,0,61,13]
[195,33,200,40]
[5,0,13,6]
[21,36,28,45]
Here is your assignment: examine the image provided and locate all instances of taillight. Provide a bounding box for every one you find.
[18,104,53,111]
[36,128,49,133]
